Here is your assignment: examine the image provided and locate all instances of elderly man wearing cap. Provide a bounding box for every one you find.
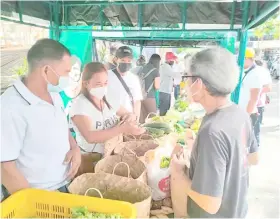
[159,52,177,116]
[239,48,271,146]
[107,46,142,119]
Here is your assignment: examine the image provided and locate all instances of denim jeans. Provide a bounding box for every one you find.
[250,113,260,146]
[174,85,180,100]
[159,92,171,116]
[258,106,265,124]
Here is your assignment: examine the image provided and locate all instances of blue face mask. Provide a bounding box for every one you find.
[46,66,70,93]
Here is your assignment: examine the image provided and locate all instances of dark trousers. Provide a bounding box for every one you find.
[258,106,265,124]
[174,85,180,100]
[250,113,260,146]
[159,92,171,116]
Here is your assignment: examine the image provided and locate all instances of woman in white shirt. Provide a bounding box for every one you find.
[70,62,145,175]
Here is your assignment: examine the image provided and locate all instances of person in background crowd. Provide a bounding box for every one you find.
[131,55,146,75]
[159,52,176,116]
[107,46,143,120]
[1,39,81,199]
[105,46,118,70]
[172,47,259,218]
[255,59,272,125]
[139,54,161,123]
[70,62,145,175]
[173,57,184,100]
[239,48,263,146]
[59,55,83,138]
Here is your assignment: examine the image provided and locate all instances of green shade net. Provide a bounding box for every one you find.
[59,26,93,68]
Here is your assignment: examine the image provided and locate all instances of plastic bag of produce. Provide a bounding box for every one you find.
[68,173,152,218]
[104,134,123,157]
[146,144,173,201]
[95,153,147,183]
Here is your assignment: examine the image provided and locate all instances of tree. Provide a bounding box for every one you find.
[253,13,280,40]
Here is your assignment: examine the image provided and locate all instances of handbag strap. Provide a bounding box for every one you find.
[242,64,256,83]
[141,68,156,94]
[112,68,134,109]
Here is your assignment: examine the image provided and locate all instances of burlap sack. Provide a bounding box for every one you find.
[104,134,123,157]
[68,173,152,218]
[95,153,147,183]
[76,153,102,177]
[123,134,153,142]
[114,140,159,157]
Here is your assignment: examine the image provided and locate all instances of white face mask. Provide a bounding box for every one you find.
[46,66,70,92]
[89,86,107,99]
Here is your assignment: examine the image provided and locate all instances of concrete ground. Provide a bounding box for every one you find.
[247,80,280,218]
[1,48,27,94]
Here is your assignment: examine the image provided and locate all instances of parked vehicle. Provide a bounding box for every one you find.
[270,57,280,79]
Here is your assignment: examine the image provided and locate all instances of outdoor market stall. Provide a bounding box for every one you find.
[1,0,279,218]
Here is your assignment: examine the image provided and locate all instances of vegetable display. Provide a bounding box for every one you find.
[145,127,165,138]
[174,99,189,112]
[72,207,122,219]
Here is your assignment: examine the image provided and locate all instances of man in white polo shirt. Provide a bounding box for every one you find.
[1,39,81,199]
[239,48,262,146]
[107,46,142,119]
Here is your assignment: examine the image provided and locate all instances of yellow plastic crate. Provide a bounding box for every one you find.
[0,189,137,218]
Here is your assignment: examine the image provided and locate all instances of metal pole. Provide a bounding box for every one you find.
[59,27,238,32]
[230,0,236,30]
[54,1,60,41]
[233,30,247,104]
[138,4,143,30]
[100,5,104,30]
[232,0,250,104]
[17,1,23,22]
[64,0,195,6]
[181,2,187,31]
[244,1,280,30]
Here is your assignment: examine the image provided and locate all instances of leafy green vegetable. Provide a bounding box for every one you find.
[160,157,171,169]
[71,207,122,219]
[174,99,189,112]
[165,109,182,122]
[146,127,165,138]
[173,123,185,134]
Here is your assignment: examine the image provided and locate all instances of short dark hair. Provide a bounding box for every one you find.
[27,38,71,70]
[148,54,161,69]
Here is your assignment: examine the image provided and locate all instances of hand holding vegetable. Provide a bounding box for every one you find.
[121,113,137,123]
[121,122,145,136]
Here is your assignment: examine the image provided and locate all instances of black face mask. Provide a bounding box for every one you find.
[118,62,132,73]
[168,61,175,66]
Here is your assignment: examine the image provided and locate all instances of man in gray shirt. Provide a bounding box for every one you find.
[171,47,259,218]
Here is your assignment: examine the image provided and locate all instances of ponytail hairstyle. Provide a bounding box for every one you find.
[81,62,111,109]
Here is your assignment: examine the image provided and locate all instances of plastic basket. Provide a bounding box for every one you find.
[0,188,137,218]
